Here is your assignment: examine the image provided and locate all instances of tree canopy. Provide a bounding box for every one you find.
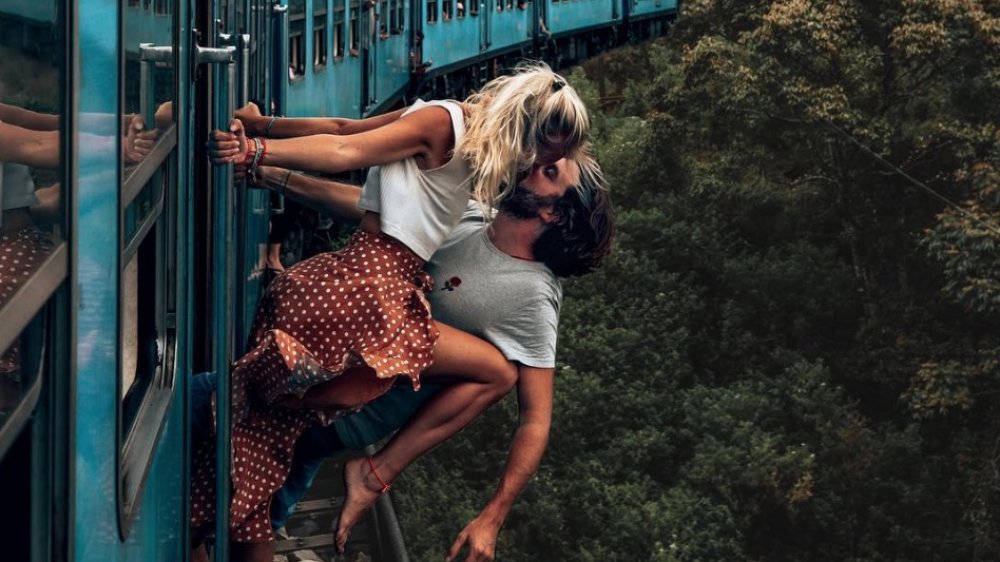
[394,2,1000,560]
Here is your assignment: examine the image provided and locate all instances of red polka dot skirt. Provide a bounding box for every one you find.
[0,226,54,374]
[190,230,439,543]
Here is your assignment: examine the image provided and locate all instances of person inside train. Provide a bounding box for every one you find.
[199,63,591,561]
[192,148,612,561]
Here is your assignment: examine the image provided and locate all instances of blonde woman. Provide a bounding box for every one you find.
[196,63,590,560]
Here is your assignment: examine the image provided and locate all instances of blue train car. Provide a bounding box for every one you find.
[0,0,676,560]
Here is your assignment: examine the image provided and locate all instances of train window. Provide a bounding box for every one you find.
[349,0,359,56]
[118,0,179,536]
[428,0,437,22]
[379,0,388,38]
[394,0,405,31]
[0,0,66,460]
[469,0,478,15]
[442,0,452,21]
[290,0,306,78]
[333,0,346,59]
[0,3,66,558]
[314,0,329,68]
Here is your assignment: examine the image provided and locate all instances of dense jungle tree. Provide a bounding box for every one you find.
[393,2,1000,561]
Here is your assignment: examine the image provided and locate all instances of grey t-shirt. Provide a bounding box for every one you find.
[424,204,562,368]
[334,203,562,449]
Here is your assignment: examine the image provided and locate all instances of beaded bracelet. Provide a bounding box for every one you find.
[246,136,264,178]
[242,136,258,168]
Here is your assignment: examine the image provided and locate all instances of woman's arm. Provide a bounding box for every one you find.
[253,165,364,224]
[238,103,408,138]
[211,104,456,175]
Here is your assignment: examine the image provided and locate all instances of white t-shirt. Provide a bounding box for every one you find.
[0,118,40,211]
[358,99,472,261]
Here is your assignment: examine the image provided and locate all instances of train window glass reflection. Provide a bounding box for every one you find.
[0,0,65,463]
[334,0,346,59]
[118,0,179,533]
[290,0,306,78]
[314,0,328,68]
[122,0,177,188]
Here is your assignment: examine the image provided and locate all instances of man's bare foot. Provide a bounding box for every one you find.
[335,456,390,553]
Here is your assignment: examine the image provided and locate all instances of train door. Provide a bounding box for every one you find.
[192,0,272,559]
[69,0,191,560]
[0,1,70,561]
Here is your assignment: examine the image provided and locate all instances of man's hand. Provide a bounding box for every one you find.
[446,514,501,562]
[234,102,264,136]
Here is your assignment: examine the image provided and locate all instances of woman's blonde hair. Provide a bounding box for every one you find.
[460,62,590,209]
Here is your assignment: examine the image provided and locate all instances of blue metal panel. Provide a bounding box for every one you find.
[0,0,56,22]
[628,0,677,20]
[546,0,618,35]
[485,1,533,54]
[122,5,174,50]
[74,1,124,561]
[421,4,481,76]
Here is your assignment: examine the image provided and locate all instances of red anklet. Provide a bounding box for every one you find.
[368,456,391,494]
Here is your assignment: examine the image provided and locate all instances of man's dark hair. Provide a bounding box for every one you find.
[534,166,615,277]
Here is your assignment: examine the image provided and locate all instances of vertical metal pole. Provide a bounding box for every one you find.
[139,43,154,127]
[196,42,237,561]
[234,33,251,351]
[272,3,289,115]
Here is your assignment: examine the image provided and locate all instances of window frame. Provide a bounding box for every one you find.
[115,0,181,538]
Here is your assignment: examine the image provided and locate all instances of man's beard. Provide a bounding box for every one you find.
[498,183,560,219]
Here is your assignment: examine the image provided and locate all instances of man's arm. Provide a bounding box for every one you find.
[447,366,554,562]
[253,165,364,224]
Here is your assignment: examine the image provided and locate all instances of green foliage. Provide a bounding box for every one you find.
[394,2,1000,560]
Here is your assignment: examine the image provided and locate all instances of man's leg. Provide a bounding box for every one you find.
[270,425,347,530]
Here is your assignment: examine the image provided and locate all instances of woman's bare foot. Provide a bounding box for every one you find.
[335,456,390,553]
[266,243,285,272]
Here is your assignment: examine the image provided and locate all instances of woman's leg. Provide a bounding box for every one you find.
[232,540,275,562]
[191,545,209,562]
[335,323,517,552]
